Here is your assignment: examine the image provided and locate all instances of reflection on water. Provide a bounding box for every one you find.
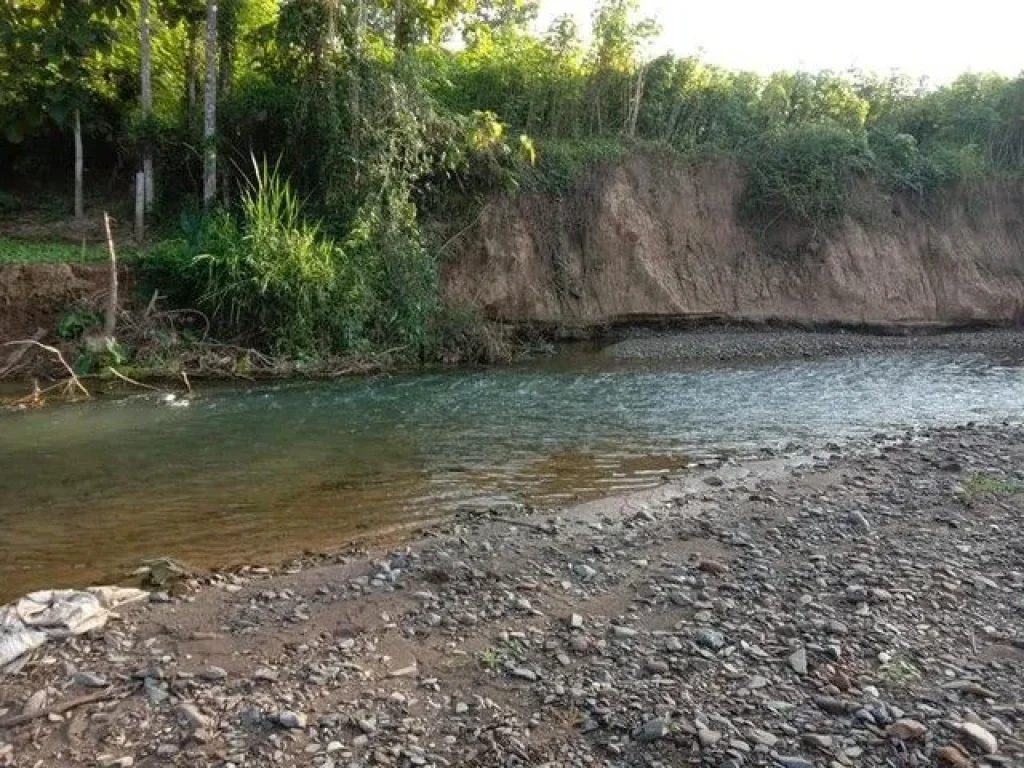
[1,347,1023,598]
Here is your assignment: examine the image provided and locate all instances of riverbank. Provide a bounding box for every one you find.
[2,424,1023,767]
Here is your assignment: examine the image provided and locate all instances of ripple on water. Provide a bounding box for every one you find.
[1,347,1024,597]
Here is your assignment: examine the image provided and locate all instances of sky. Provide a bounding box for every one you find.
[535,0,1024,83]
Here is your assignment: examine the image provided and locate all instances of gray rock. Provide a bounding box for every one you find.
[773,757,815,768]
[572,563,598,580]
[698,728,723,748]
[611,625,638,638]
[639,717,669,742]
[788,647,808,675]
[695,628,726,651]
[176,702,210,730]
[200,666,228,681]
[511,667,538,682]
[277,710,306,729]
[72,671,108,688]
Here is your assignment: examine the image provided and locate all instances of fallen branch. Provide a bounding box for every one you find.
[1,341,89,398]
[0,690,116,729]
[106,366,168,394]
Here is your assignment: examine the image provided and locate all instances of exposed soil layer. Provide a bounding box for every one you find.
[1,424,1022,767]
[444,152,1024,328]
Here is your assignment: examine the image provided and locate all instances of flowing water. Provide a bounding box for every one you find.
[2,340,1024,599]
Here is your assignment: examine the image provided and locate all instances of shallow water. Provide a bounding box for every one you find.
[2,343,1023,598]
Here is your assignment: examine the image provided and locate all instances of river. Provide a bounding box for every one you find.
[2,335,1023,599]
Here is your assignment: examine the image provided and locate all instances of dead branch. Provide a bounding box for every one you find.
[1,341,89,398]
[0,328,45,378]
[106,366,168,394]
[0,690,116,730]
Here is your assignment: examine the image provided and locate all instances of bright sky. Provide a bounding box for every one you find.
[536,0,1024,83]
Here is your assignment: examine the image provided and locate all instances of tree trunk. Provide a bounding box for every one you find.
[185,23,198,127]
[73,108,84,221]
[140,0,154,210]
[203,0,218,207]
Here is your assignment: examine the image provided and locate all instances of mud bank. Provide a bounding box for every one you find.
[1,424,1022,767]
[444,152,1024,329]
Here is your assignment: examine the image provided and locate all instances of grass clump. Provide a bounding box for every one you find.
[960,472,1022,500]
[0,237,110,264]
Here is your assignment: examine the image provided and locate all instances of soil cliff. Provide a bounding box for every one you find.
[443,151,1024,328]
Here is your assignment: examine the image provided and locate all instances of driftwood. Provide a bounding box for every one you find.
[0,690,116,729]
[0,328,45,378]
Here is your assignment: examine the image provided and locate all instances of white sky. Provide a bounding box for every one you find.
[536,0,1024,83]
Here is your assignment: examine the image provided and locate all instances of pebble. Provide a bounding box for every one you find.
[695,628,726,650]
[788,647,808,675]
[639,717,669,742]
[277,711,306,729]
[886,719,927,740]
[511,667,538,682]
[175,702,209,730]
[956,722,998,754]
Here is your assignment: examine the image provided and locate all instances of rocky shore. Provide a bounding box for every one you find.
[2,424,1023,767]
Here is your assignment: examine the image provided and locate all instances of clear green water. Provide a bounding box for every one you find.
[2,347,1023,598]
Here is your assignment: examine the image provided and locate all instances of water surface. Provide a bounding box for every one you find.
[2,344,1023,598]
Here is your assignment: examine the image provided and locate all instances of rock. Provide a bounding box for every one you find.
[773,757,815,768]
[72,671,108,688]
[97,757,133,768]
[886,719,927,741]
[788,647,808,675]
[572,563,597,580]
[848,510,871,532]
[276,711,306,729]
[357,719,377,734]
[695,628,726,651]
[746,674,770,690]
[698,728,723,748]
[704,476,725,487]
[813,696,849,715]
[175,702,209,731]
[639,717,669,742]
[611,625,637,638]
[389,663,418,678]
[511,667,537,682]
[200,666,227,681]
[697,559,729,575]
[645,659,669,674]
[936,745,973,767]
[749,728,778,747]
[956,722,998,754]
[252,668,279,682]
[454,702,469,715]
[569,613,584,629]
[803,733,833,750]
[22,690,48,715]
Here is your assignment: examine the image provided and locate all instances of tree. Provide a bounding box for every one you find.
[0,0,129,220]
[140,0,154,211]
[203,0,218,206]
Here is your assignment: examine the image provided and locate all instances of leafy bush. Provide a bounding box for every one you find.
[742,123,874,229]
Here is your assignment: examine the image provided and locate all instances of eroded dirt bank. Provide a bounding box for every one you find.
[444,153,1024,328]
[1,424,1023,767]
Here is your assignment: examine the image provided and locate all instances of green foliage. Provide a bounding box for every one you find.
[742,123,873,230]
[57,307,102,339]
[0,237,111,264]
[960,472,1022,500]
[195,159,340,355]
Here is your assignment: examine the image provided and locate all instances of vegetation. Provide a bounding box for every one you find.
[0,237,112,264]
[3,0,1024,368]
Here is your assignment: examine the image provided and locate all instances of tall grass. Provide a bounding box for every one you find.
[196,158,338,355]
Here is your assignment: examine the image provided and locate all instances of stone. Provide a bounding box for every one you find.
[695,628,726,651]
[788,647,808,675]
[72,671,108,688]
[936,745,973,767]
[97,757,133,768]
[639,717,669,742]
[200,666,228,681]
[572,564,597,580]
[358,719,377,734]
[773,757,815,768]
[803,733,833,750]
[569,613,584,629]
[749,728,778,747]
[511,667,537,682]
[848,510,871,532]
[698,728,722,748]
[277,711,306,729]
[885,719,927,741]
[176,702,210,730]
[698,559,729,575]
[611,625,637,638]
[957,722,998,754]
